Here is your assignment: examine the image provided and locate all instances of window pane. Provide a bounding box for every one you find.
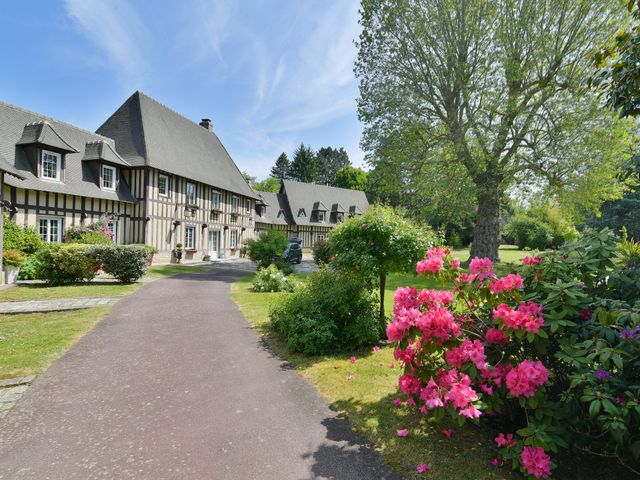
[39,219,48,242]
[102,166,115,190]
[159,175,167,195]
[42,152,59,180]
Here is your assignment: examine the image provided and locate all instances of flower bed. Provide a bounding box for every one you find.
[387,231,640,478]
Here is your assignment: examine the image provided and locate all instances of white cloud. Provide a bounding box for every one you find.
[64,0,149,87]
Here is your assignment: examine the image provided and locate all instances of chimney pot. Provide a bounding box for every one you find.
[199,118,212,131]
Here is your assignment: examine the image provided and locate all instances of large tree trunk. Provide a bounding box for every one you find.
[469,192,501,262]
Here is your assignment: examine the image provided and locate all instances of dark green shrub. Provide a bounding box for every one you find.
[90,244,148,283]
[270,268,380,355]
[2,213,45,254]
[35,244,100,284]
[17,255,42,280]
[504,216,554,250]
[312,239,332,265]
[246,230,288,268]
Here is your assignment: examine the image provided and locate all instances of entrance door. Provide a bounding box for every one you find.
[208,230,220,258]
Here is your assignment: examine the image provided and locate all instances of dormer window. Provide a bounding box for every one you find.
[277,209,285,219]
[336,212,344,223]
[298,208,306,218]
[101,165,116,191]
[317,211,325,222]
[41,150,61,181]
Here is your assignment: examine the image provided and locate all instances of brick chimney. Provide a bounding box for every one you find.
[199,118,212,131]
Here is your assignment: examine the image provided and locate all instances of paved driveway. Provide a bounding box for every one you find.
[0,268,399,480]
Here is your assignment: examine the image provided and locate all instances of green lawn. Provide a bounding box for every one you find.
[0,307,110,379]
[0,264,208,302]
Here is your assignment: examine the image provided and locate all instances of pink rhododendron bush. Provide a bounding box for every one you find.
[388,230,640,478]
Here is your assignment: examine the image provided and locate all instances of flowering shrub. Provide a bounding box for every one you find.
[387,229,640,478]
[64,220,114,244]
[252,264,295,292]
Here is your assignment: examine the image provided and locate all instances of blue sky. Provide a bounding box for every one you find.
[0,0,364,179]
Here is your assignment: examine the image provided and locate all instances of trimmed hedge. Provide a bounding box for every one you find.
[90,244,148,283]
[34,244,148,284]
[35,244,101,284]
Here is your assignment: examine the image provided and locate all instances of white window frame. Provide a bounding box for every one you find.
[106,220,118,243]
[38,217,62,243]
[211,190,221,210]
[186,182,197,205]
[230,229,238,249]
[185,226,196,250]
[317,233,327,242]
[231,195,239,213]
[245,198,251,214]
[101,164,117,191]
[41,149,61,182]
[158,174,169,197]
[317,211,326,223]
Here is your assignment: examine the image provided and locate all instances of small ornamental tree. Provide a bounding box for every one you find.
[246,230,289,269]
[387,230,640,478]
[329,205,431,325]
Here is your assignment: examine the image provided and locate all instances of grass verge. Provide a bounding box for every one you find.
[0,306,111,379]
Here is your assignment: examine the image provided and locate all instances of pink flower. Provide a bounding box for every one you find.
[406,397,416,406]
[450,259,461,269]
[490,458,504,467]
[330,256,336,262]
[416,256,444,274]
[372,346,381,353]
[396,428,409,437]
[495,433,516,448]
[485,328,509,345]
[416,463,431,474]
[386,322,405,342]
[493,302,544,334]
[523,256,542,265]
[350,356,357,363]
[441,429,453,438]
[469,257,494,279]
[520,446,552,478]
[399,374,421,395]
[488,274,523,294]
[393,398,403,407]
[506,360,549,398]
[347,375,353,380]
[389,362,395,368]
[444,339,487,370]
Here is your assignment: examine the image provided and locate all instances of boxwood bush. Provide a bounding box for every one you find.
[35,244,101,284]
[270,268,380,355]
[90,244,149,283]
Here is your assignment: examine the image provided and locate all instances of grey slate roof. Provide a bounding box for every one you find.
[0,151,25,179]
[82,141,130,167]
[281,180,369,226]
[255,191,293,225]
[0,101,136,202]
[97,91,260,200]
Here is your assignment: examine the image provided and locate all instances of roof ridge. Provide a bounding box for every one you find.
[283,178,368,194]
[0,100,116,142]
[136,90,213,131]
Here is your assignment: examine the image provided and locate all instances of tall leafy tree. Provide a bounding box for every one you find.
[252,177,281,193]
[270,152,290,179]
[288,143,318,183]
[316,147,351,185]
[334,166,368,191]
[356,0,628,260]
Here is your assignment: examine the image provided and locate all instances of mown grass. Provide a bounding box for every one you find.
[0,307,110,379]
[0,264,208,302]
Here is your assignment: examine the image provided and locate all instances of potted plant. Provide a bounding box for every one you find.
[145,245,159,265]
[174,243,183,263]
[3,249,25,284]
[203,254,211,261]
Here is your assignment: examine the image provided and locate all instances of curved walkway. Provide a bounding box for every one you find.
[0,268,400,480]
